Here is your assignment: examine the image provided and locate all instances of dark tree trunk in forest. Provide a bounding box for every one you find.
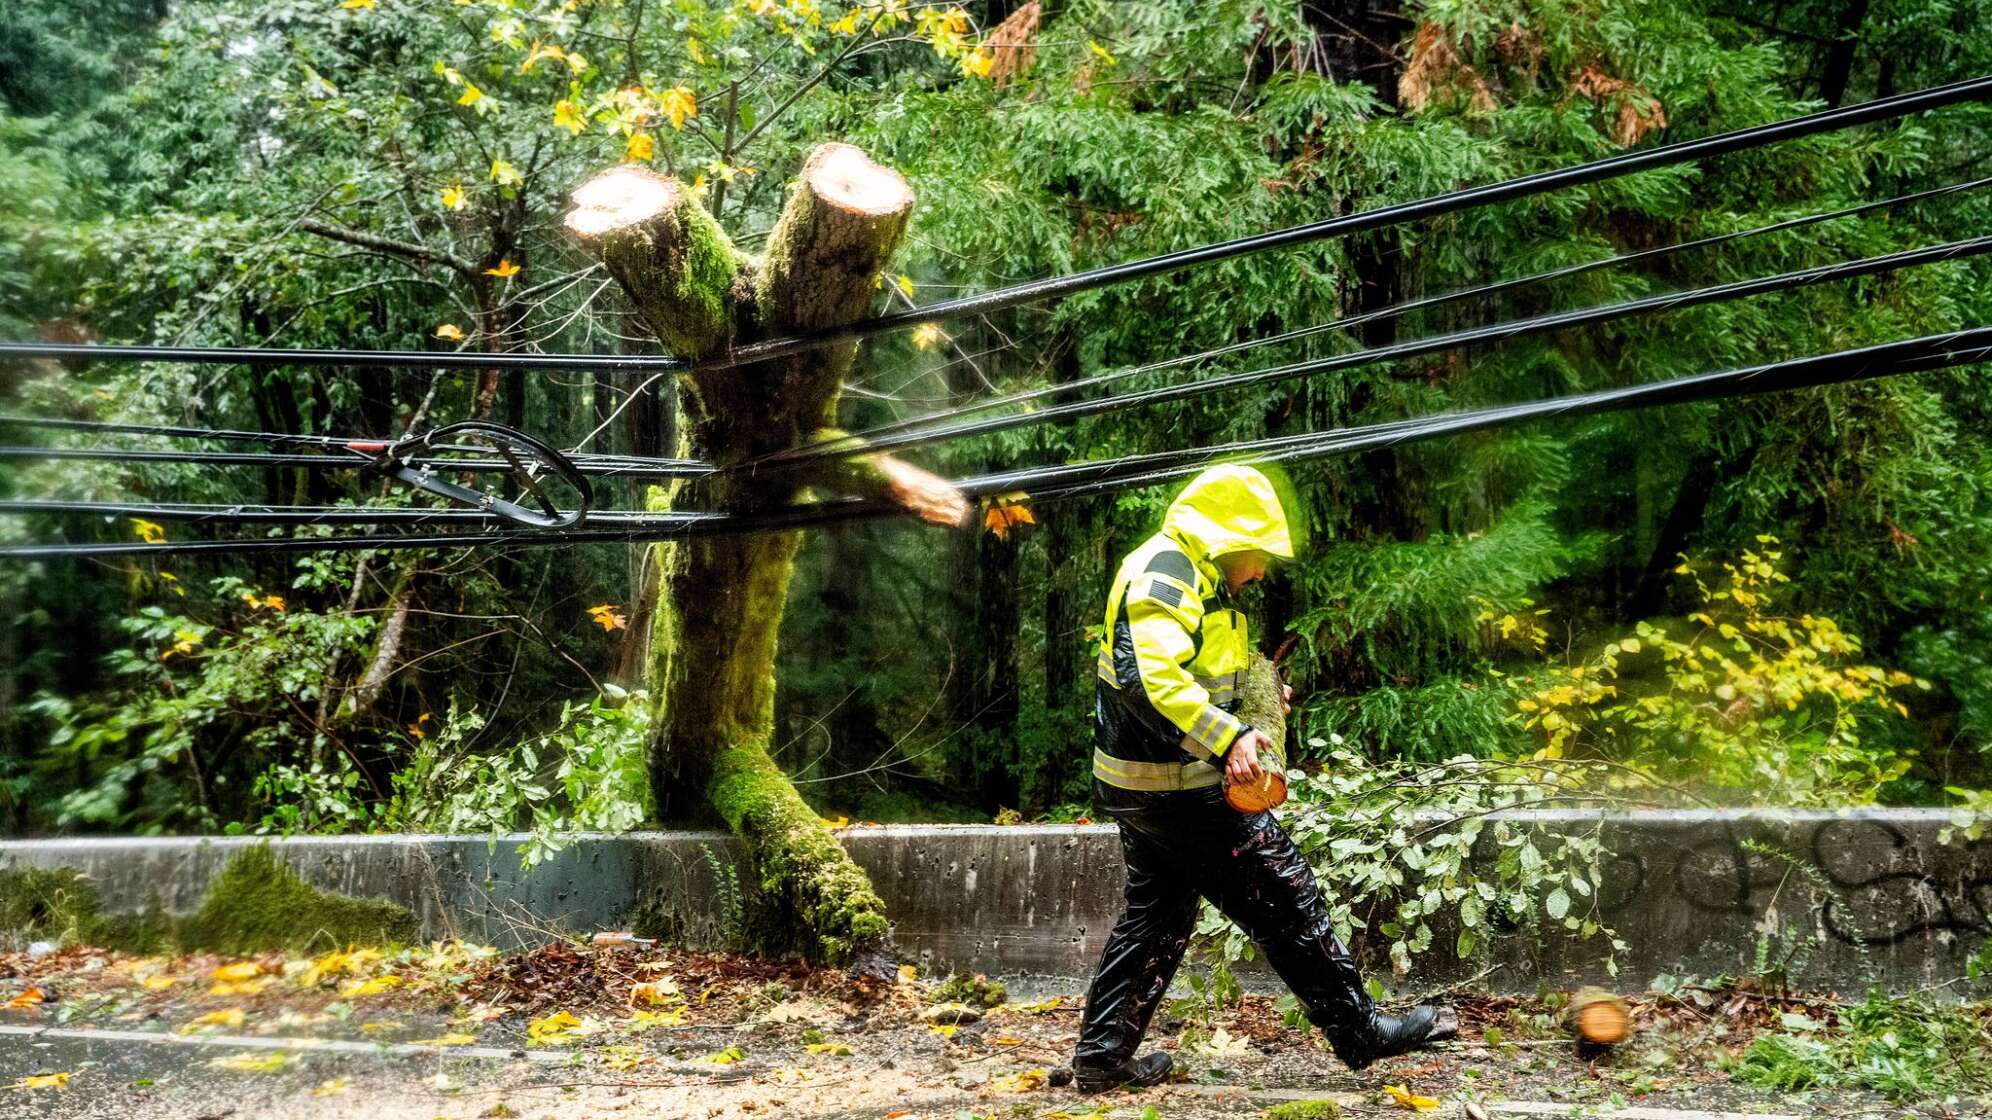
[1819,0,1871,109]
[566,146,966,967]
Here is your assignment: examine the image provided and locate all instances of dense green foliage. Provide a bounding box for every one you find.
[3,0,1991,844]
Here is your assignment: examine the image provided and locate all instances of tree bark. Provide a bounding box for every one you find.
[566,146,962,969]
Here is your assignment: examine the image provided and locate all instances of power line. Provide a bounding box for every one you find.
[787,174,1992,461]
[9,326,1986,559]
[0,444,709,478]
[1,76,1986,377]
[758,234,1992,470]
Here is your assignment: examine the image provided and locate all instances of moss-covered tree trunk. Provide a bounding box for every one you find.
[566,146,964,970]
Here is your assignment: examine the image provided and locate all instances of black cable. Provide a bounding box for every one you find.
[794,173,1992,459]
[1017,325,1992,504]
[0,499,692,527]
[0,413,691,469]
[756,234,1992,470]
[2,76,1986,377]
[9,326,1986,559]
[0,444,712,478]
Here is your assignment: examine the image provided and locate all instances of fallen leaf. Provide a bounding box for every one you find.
[141,976,181,991]
[211,962,261,983]
[414,1033,477,1047]
[4,988,46,1011]
[699,1046,745,1065]
[210,977,273,997]
[338,975,402,998]
[804,1042,852,1056]
[897,964,919,983]
[527,1009,590,1045]
[311,1078,351,1097]
[179,1008,247,1033]
[1384,1084,1441,1112]
[7,1071,70,1090]
[990,1068,1047,1092]
[210,1052,293,1073]
[627,1007,686,1029]
[928,1023,959,1039]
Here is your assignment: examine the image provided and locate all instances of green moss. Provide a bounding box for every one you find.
[708,738,891,964]
[177,845,417,955]
[1239,652,1287,759]
[933,973,1007,1008]
[1264,1101,1343,1120]
[0,867,107,945]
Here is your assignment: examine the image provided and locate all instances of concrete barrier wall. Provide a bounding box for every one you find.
[3,810,1987,993]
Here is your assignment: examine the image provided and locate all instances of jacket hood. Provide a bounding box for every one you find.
[1162,464,1294,563]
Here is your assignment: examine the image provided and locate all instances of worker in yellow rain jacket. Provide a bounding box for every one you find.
[1069,464,1456,1093]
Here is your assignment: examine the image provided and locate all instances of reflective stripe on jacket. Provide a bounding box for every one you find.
[1093,465,1294,793]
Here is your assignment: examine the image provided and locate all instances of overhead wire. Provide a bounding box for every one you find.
[747,234,1992,470]
[8,325,1987,559]
[1,75,1987,378]
[779,173,1992,463]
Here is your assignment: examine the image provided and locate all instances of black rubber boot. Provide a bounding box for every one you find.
[1072,1051,1173,1094]
[1334,1005,1459,1071]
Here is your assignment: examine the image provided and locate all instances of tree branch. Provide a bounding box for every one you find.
[299,218,479,279]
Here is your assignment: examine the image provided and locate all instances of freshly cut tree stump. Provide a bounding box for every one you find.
[565,144,963,971]
[1569,987,1632,1056]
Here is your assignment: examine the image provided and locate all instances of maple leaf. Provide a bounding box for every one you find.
[629,978,681,1005]
[4,987,46,1010]
[441,184,468,211]
[989,1068,1046,1092]
[895,274,915,299]
[457,82,486,108]
[1384,1084,1441,1112]
[627,1007,685,1028]
[131,518,167,545]
[686,36,707,63]
[658,85,697,130]
[490,158,523,187]
[519,41,566,73]
[625,132,655,162]
[585,604,627,631]
[7,1072,70,1090]
[911,322,946,350]
[210,977,273,997]
[484,259,521,279]
[960,49,994,78]
[338,975,402,998]
[435,323,466,341]
[553,99,587,136]
[179,1008,247,1033]
[982,495,1036,540]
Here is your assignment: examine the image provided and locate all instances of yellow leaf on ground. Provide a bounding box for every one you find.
[210,977,273,997]
[527,1009,587,1045]
[212,962,263,984]
[180,1008,247,1033]
[627,1007,685,1029]
[338,975,402,998]
[413,1033,477,1047]
[928,1023,958,1039]
[311,1078,350,1097]
[358,1021,403,1034]
[898,964,919,982]
[141,976,181,991]
[1384,1084,1441,1112]
[699,1046,745,1065]
[629,978,680,1005]
[210,1052,292,1073]
[7,1072,70,1090]
[989,1068,1046,1092]
[803,1042,852,1056]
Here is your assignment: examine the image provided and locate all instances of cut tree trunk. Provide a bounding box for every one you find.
[566,146,965,970]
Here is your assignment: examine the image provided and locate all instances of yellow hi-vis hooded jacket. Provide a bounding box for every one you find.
[1093,464,1294,794]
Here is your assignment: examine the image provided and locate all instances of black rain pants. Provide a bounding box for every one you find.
[1073,786,1378,1067]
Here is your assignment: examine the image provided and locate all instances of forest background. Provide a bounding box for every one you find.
[2,0,1990,865]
